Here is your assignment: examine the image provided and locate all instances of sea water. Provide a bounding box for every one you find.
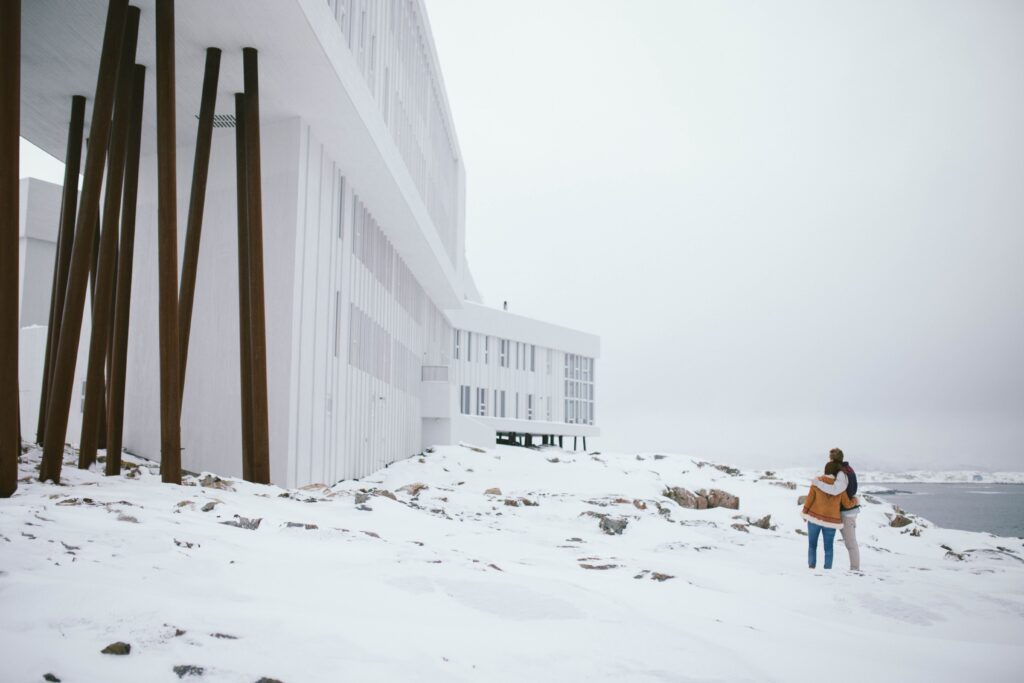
[869,483,1024,538]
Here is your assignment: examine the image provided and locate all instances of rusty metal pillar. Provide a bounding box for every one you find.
[79,5,140,470]
[243,48,271,485]
[178,47,221,397]
[155,0,182,484]
[233,93,255,482]
[107,65,146,476]
[40,0,129,484]
[0,0,20,498]
[36,96,85,445]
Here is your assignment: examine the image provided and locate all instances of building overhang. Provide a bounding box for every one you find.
[19,0,463,308]
[446,301,601,358]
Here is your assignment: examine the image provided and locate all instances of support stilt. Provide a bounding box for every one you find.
[178,47,221,395]
[0,0,21,498]
[106,65,146,476]
[243,47,271,485]
[233,92,255,482]
[155,0,182,483]
[37,96,86,445]
[79,6,141,469]
[40,0,129,483]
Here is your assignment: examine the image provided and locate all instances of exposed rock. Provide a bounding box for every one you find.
[176,500,194,508]
[198,474,234,491]
[285,522,318,530]
[731,523,750,533]
[221,515,261,530]
[503,498,521,507]
[43,674,61,682]
[484,487,502,496]
[770,481,797,490]
[520,497,539,507]
[701,488,739,510]
[397,482,428,496]
[117,514,139,523]
[909,527,922,537]
[546,457,560,463]
[650,572,674,581]
[599,516,629,535]
[663,486,706,509]
[694,460,741,476]
[200,501,218,512]
[373,489,397,501]
[173,664,204,678]
[353,493,370,505]
[632,499,647,510]
[255,679,284,683]
[579,563,618,570]
[653,454,667,460]
[173,539,194,549]
[210,632,237,639]
[890,514,913,528]
[461,444,488,453]
[795,528,808,536]
[750,514,773,530]
[101,641,131,655]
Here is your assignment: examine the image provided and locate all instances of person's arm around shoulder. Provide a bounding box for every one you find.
[810,470,847,496]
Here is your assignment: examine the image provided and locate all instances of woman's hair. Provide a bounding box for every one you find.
[824,461,841,477]
[829,448,844,464]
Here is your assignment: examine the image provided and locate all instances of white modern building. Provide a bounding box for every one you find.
[18,0,599,487]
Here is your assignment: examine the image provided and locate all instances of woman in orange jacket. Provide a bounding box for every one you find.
[802,460,858,569]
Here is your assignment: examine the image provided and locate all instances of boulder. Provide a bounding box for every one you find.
[101,642,131,656]
[663,487,706,509]
[701,488,739,510]
[173,665,204,678]
[398,483,428,496]
[484,487,502,496]
[599,516,629,535]
[221,515,261,530]
[731,523,750,533]
[354,493,370,505]
[750,514,773,530]
[890,514,913,528]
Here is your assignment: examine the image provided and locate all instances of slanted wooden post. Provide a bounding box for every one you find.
[40,0,129,484]
[36,96,86,445]
[243,48,271,485]
[178,47,221,396]
[79,5,141,470]
[0,0,21,498]
[233,92,255,481]
[155,0,182,484]
[106,65,146,476]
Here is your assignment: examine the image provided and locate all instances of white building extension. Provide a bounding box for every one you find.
[18,0,599,488]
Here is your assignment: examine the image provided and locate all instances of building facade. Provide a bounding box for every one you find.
[18,0,599,488]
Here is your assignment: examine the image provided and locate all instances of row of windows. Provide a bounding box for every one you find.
[565,354,595,426]
[459,386,555,421]
[327,0,460,265]
[453,330,547,373]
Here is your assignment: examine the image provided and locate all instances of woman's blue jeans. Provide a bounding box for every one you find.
[808,522,836,569]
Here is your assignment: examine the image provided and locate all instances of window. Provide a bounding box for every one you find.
[530,345,536,372]
[459,385,471,415]
[527,394,534,421]
[484,336,490,364]
[467,332,473,362]
[500,390,507,417]
[515,392,520,419]
[499,339,509,367]
[453,330,462,360]
[515,342,520,369]
[564,354,595,425]
[477,387,486,416]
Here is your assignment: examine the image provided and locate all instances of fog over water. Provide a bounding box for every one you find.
[425,0,1024,471]
[18,2,1024,472]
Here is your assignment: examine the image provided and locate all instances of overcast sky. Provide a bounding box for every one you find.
[426,0,1024,470]
[19,2,1023,471]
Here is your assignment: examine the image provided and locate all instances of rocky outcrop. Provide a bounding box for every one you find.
[599,516,629,535]
[101,642,131,655]
[890,514,913,528]
[663,487,739,510]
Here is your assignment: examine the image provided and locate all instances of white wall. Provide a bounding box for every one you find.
[123,118,301,482]
[18,178,62,328]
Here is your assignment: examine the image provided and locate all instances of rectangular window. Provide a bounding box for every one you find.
[477,387,486,416]
[484,336,490,364]
[500,390,507,418]
[467,332,473,362]
[500,339,509,367]
[460,385,471,415]
[515,342,520,370]
[515,392,520,419]
[527,394,534,421]
[530,345,536,372]
[454,330,461,360]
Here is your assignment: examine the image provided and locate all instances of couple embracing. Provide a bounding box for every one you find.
[801,448,861,571]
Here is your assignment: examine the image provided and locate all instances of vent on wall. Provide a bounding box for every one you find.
[195,113,236,128]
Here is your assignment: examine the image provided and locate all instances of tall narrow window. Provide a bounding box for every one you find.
[453,330,461,360]
[530,345,536,372]
[527,394,534,421]
[333,290,341,357]
[467,332,473,362]
[477,387,486,416]
[484,336,490,364]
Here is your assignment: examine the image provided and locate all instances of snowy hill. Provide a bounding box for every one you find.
[1,445,1022,682]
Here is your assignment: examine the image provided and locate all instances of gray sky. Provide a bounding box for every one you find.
[19,1,1023,471]
[426,0,1024,470]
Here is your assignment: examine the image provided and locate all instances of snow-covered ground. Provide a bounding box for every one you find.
[2,445,1022,682]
